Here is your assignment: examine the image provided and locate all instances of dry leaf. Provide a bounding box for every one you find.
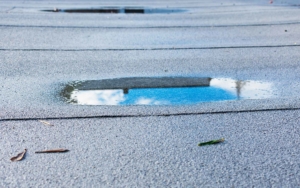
[38,120,53,126]
[35,148,69,153]
[10,149,27,162]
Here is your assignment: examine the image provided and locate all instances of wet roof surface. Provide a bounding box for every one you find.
[0,0,300,187]
[1,46,300,118]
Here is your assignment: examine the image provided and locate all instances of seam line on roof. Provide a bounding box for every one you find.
[1,22,300,29]
[0,45,300,51]
[1,107,300,122]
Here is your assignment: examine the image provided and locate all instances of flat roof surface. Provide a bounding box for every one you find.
[1,0,300,187]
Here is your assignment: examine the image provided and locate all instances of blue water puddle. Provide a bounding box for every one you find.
[43,7,186,14]
[62,77,275,105]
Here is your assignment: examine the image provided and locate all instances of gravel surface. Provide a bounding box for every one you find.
[1,0,300,187]
[1,110,300,187]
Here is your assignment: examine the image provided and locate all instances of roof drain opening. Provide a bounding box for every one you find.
[43,7,186,14]
[61,77,276,106]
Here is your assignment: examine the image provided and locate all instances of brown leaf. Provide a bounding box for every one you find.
[38,120,53,126]
[10,149,27,162]
[35,148,69,153]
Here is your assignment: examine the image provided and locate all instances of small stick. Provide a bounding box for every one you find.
[35,149,69,153]
[38,120,53,126]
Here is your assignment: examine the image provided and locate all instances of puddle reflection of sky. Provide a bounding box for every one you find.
[67,78,275,105]
[44,8,186,14]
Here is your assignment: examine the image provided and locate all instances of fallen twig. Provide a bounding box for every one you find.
[35,149,69,153]
[38,120,53,126]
